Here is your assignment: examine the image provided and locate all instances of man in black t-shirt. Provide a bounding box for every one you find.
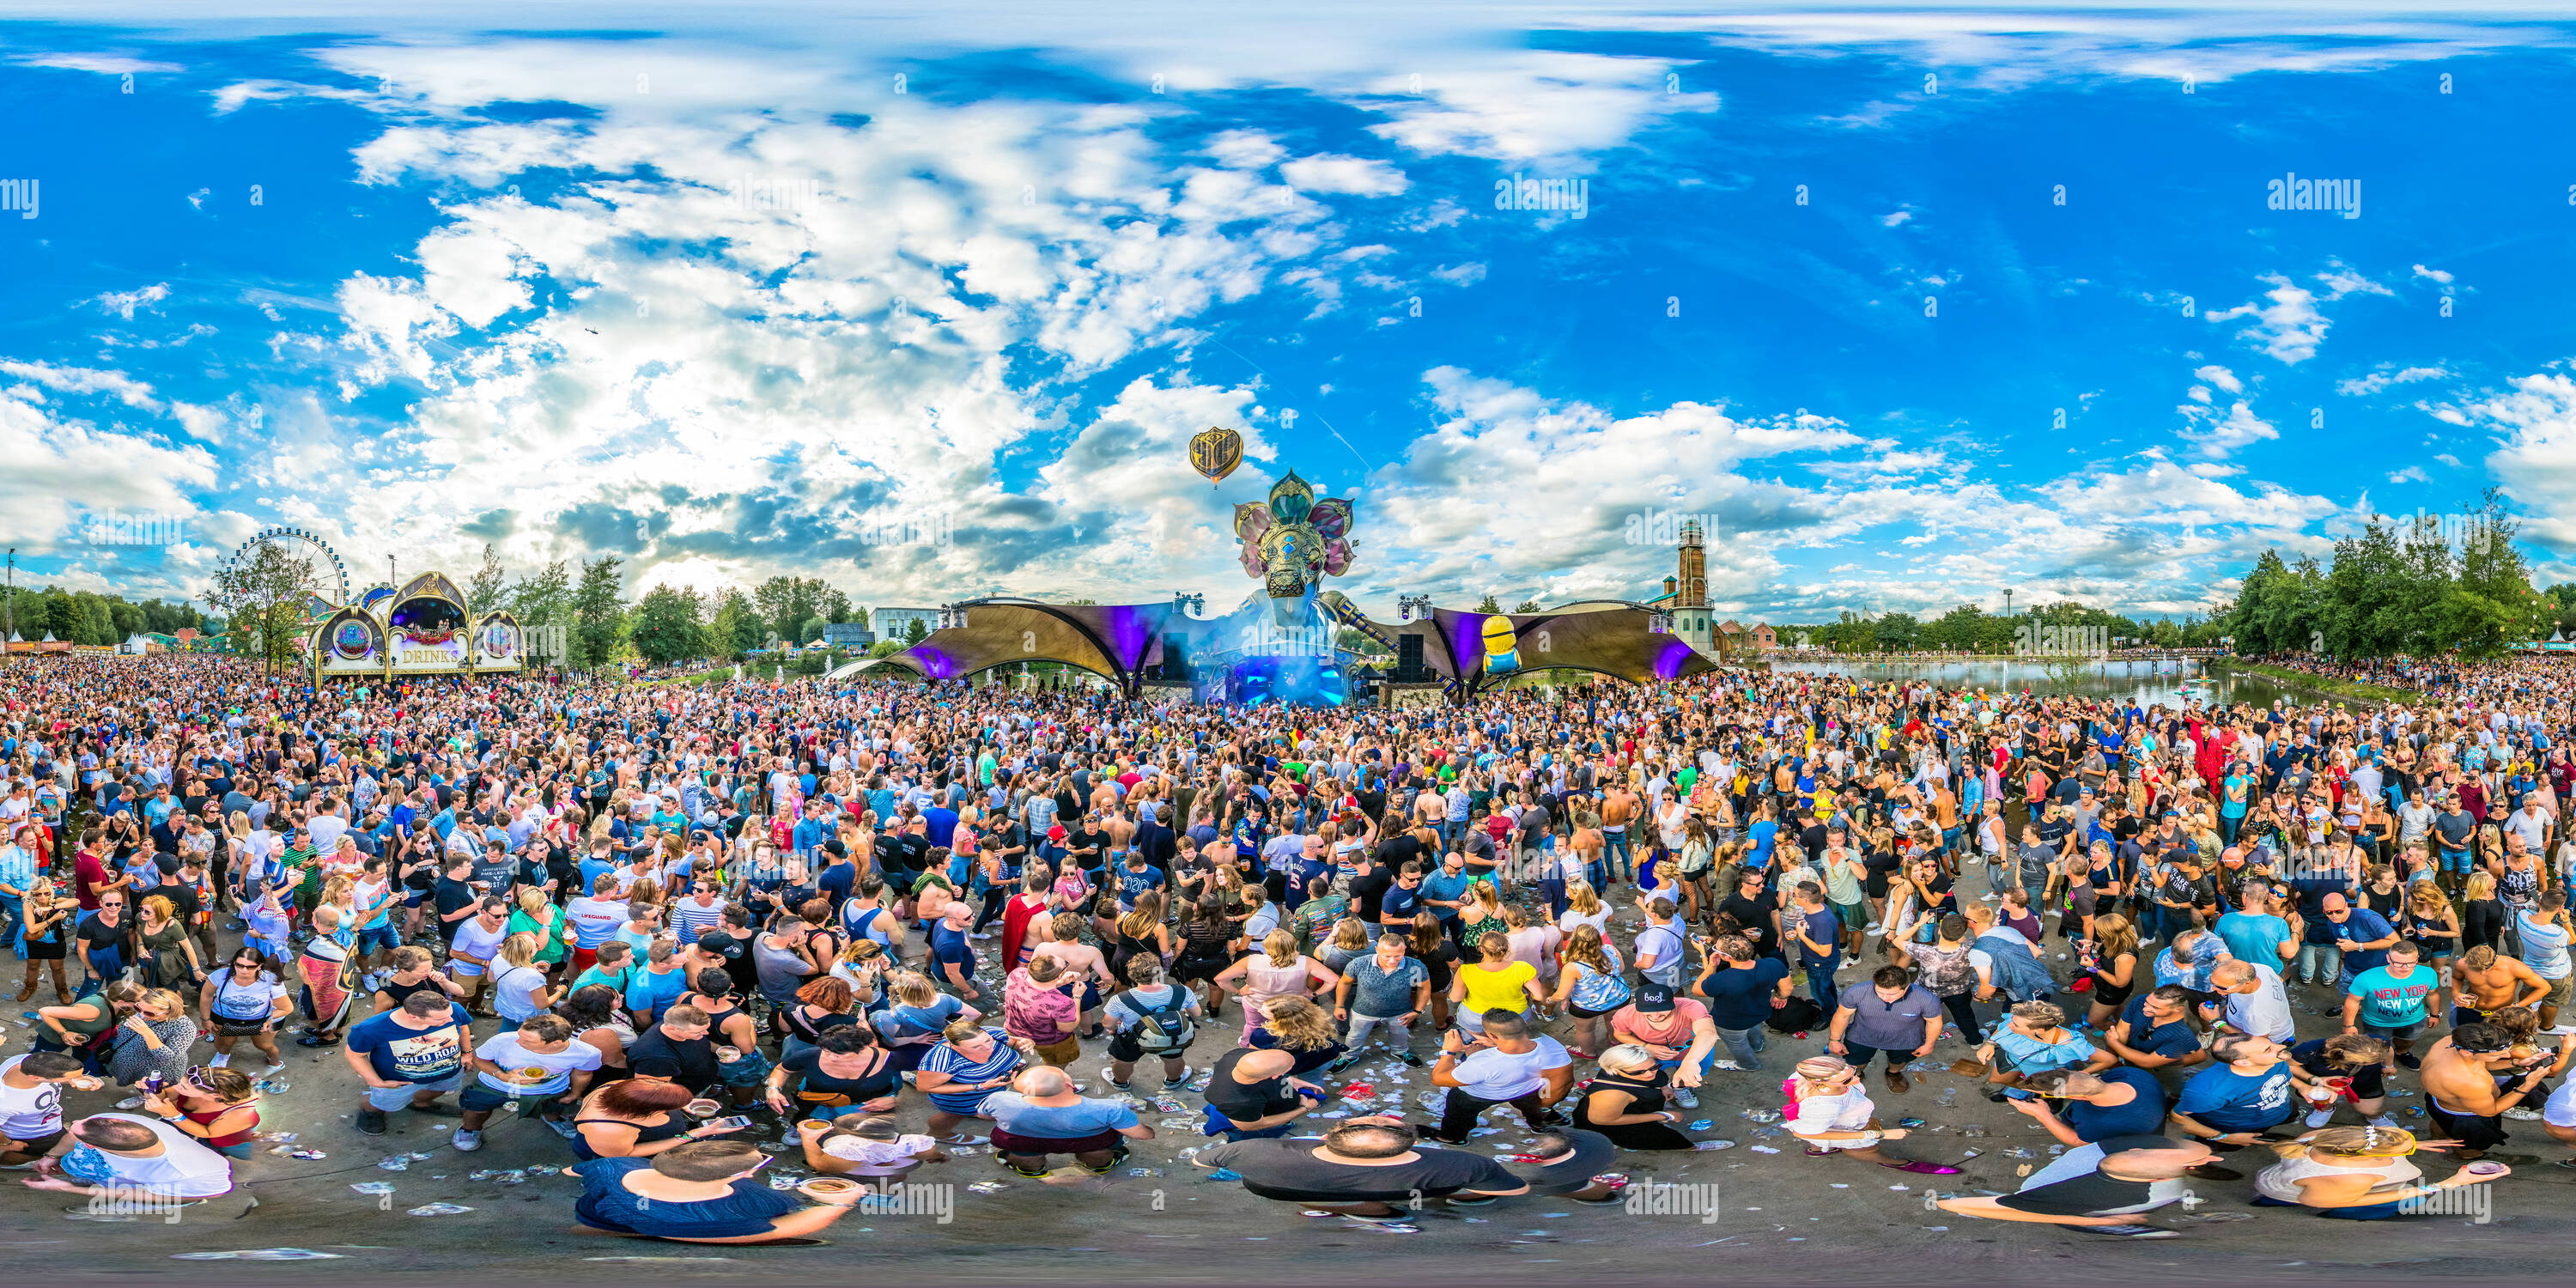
[1198,1118,1527,1220]
[1203,1048,1316,1139]
[1716,870,1783,959]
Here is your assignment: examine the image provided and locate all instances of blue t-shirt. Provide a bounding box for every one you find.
[623,966,692,1023]
[1745,819,1779,869]
[2115,995,2202,1062]
[2214,911,2291,971]
[1420,871,1470,920]
[2175,1059,2295,1133]
[573,1157,798,1238]
[931,921,977,980]
[1382,881,1425,922]
[344,1010,474,1085]
[1114,863,1164,909]
[1694,957,1789,1030]
[2330,908,2398,973]
[981,1091,1139,1139]
[2346,964,2436,1028]
[2064,1065,2169,1142]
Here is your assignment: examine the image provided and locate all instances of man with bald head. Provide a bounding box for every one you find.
[980,1065,1154,1176]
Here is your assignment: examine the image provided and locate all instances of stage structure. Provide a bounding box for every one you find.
[310,569,526,683]
[830,456,1716,702]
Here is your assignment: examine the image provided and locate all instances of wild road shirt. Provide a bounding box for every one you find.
[346,1011,473,1084]
[2175,1059,2294,1133]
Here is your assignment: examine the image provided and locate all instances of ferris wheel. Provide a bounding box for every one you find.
[221,526,350,609]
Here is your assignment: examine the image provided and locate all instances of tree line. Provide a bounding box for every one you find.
[0,586,211,646]
[2221,489,2550,659]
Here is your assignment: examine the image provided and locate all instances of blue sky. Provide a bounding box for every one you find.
[5,1,2576,623]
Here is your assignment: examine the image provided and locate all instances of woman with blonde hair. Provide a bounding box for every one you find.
[1315,918,1371,975]
[1458,879,1509,947]
[1545,924,1628,1058]
[507,886,574,977]
[1249,995,1346,1074]
[489,932,561,1028]
[2252,1125,2500,1218]
[133,893,204,990]
[2077,913,2141,1030]
[1783,1054,1959,1175]
[1213,929,1340,1046]
[828,939,890,1006]
[107,986,198,1089]
[1449,932,1544,1035]
[1556,879,1610,940]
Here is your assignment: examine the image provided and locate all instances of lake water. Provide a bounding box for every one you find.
[1765,657,2306,713]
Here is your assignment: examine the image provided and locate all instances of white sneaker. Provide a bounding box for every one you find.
[2302,1108,2333,1128]
[2550,1025,2576,1037]
[1671,1087,1698,1108]
[1864,924,1885,935]
[451,1128,483,1151]
[2505,1106,2543,1121]
[1710,1060,1743,1071]
[207,1054,231,1069]
[2366,1115,2400,1129]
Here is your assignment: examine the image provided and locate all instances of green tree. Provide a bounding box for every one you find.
[467,542,509,612]
[571,556,626,669]
[1473,593,1503,614]
[205,540,317,674]
[819,586,854,624]
[902,617,929,646]
[629,585,708,665]
[1512,598,1541,614]
[509,559,574,627]
[711,588,763,659]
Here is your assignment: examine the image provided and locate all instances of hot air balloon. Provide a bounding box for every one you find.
[1189,427,1244,486]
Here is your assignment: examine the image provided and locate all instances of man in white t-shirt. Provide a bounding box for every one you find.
[2207,960,2295,1042]
[1425,1011,1572,1145]
[0,1052,87,1165]
[455,1013,602,1151]
[24,1112,232,1203]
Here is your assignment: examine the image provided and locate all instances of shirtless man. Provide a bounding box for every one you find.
[2418,1023,2549,1162]
[1032,911,1118,1039]
[2451,945,2547,1028]
[1601,784,1640,887]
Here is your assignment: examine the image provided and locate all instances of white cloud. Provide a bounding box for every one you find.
[12,52,181,76]
[2193,364,2242,394]
[2412,264,2455,285]
[1880,209,1913,227]
[2207,274,2330,364]
[87,283,170,319]
[2337,365,2449,396]
[2388,465,2429,483]
[1279,155,1407,197]
[2182,400,2279,459]
[2475,372,2576,548]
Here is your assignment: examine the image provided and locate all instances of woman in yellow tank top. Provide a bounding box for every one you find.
[1451,932,1541,1031]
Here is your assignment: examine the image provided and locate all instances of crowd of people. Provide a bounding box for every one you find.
[4,647,2576,1243]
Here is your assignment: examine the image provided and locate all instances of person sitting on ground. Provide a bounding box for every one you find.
[19,1112,234,1205]
[794,1113,944,1190]
[568,1137,867,1245]
[2252,1124,2506,1219]
[1499,1127,1626,1204]
[1935,1133,2214,1239]
[981,1065,1154,1176]
[1192,1115,1528,1224]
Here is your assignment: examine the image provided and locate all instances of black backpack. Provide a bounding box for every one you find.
[1117,988,1194,1052]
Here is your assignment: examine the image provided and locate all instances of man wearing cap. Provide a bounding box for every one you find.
[1607,982,1721,1108]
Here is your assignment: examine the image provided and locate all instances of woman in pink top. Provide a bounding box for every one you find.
[1503,904,1561,990]
[1213,929,1340,1047]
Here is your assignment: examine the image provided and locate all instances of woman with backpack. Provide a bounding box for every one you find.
[1103,956,1201,1091]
